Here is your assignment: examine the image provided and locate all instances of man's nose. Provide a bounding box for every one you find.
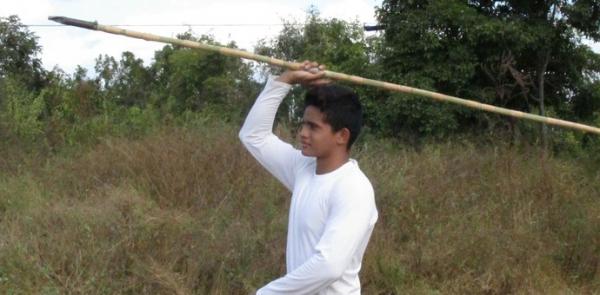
[298,125,308,138]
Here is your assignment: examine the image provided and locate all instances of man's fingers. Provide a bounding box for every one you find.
[305,69,326,79]
[307,67,321,74]
[292,60,328,86]
[302,60,311,70]
[300,60,324,72]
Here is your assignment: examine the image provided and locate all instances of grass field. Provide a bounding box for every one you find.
[0,122,599,294]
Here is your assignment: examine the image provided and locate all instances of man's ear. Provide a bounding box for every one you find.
[336,128,350,146]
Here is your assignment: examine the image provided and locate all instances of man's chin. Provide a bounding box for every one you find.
[301,149,315,157]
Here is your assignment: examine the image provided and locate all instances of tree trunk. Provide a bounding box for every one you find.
[537,2,559,151]
[537,50,551,149]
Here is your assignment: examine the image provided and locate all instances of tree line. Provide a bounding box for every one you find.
[1,0,600,156]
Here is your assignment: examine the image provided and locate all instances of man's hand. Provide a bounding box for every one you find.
[276,60,331,87]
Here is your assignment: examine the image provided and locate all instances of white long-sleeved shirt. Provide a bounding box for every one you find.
[239,77,378,295]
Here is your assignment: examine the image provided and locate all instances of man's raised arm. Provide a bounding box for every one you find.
[238,61,329,191]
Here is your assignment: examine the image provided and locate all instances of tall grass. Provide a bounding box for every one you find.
[0,122,598,294]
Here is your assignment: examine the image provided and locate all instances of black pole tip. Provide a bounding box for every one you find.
[48,16,98,30]
[48,16,63,22]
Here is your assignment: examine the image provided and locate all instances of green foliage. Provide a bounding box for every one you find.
[150,34,259,115]
[564,0,600,40]
[373,1,482,138]
[256,8,368,72]
[94,52,151,108]
[1,6,596,152]
[113,52,154,107]
[577,113,600,168]
[376,0,600,141]
[255,8,373,124]
[4,31,261,148]
[0,77,45,142]
[0,15,44,89]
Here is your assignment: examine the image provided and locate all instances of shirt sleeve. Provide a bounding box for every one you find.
[239,76,304,192]
[256,179,378,294]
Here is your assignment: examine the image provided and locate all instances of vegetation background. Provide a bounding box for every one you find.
[1,0,599,293]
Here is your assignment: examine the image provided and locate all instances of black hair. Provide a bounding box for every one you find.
[304,84,363,150]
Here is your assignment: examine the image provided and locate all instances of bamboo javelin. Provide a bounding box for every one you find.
[49,16,600,135]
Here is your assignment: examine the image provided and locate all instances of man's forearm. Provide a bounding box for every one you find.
[238,76,300,191]
[239,77,291,146]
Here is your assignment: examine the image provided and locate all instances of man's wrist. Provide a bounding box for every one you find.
[268,75,293,91]
[275,72,294,85]
[274,78,293,85]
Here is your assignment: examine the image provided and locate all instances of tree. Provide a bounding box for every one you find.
[150,32,258,116]
[376,0,600,143]
[0,15,44,90]
[255,8,374,127]
[112,51,153,107]
[0,15,46,141]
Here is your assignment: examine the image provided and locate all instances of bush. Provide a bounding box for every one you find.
[0,77,45,142]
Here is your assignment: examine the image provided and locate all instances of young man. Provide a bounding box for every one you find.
[239,61,378,294]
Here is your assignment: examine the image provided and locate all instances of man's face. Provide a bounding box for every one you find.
[298,105,342,158]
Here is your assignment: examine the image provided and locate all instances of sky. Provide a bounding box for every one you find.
[4,0,383,76]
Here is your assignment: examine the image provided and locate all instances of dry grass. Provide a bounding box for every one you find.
[358,141,600,294]
[0,124,598,294]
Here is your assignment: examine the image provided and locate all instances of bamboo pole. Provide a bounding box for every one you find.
[48,16,600,135]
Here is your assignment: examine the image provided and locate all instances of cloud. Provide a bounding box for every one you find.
[320,0,380,23]
[4,0,55,23]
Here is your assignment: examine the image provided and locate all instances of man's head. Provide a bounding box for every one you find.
[298,84,363,157]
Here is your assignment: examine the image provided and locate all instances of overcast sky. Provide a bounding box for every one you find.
[4,0,382,76]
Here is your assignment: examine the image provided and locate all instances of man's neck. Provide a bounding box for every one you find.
[316,151,350,175]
